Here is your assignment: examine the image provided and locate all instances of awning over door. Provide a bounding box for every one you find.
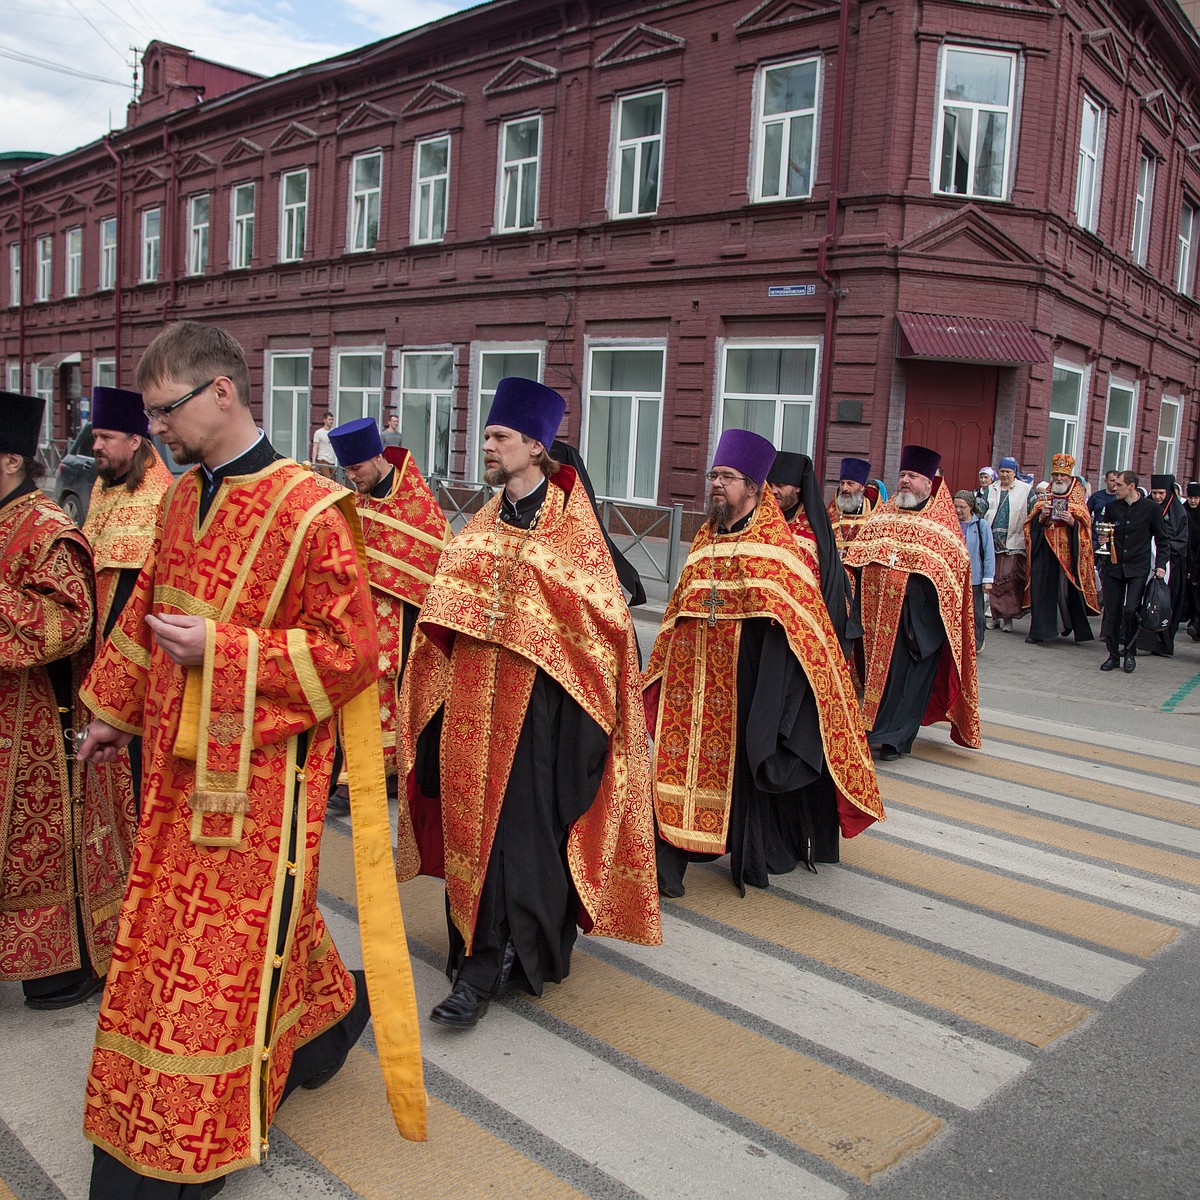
[37,350,81,368]
[895,312,1046,365]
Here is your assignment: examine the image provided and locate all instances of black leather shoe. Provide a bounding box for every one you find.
[1099,654,1119,671]
[430,980,490,1029]
[1123,652,1136,673]
[24,974,103,1010]
[879,745,901,762]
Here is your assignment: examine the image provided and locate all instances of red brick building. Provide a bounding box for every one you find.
[3,0,1200,505]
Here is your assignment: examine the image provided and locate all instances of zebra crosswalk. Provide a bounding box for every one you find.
[2,705,1196,1199]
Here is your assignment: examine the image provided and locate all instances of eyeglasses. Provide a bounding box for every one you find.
[145,378,213,423]
[706,470,749,485]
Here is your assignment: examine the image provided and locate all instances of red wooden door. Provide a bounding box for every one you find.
[902,362,997,493]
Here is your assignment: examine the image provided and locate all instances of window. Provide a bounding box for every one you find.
[187,195,209,275]
[1130,152,1154,268]
[413,136,450,243]
[584,345,665,501]
[231,183,255,269]
[496,117,540,233]
[1155,396,1181,474]
[718,342,820,456]
[7,243,18,307]
[34,366,53,447]
[753,60,819,202]
[36,235,52,302]
[99,217,117,290]
[612,91,664,217]
[94,359,116,389]
[1075,94,1103,233]
[472,345,543,476]
[65,227,82,296]
[6,361,20,391]
[335,351,384,424]
[141,208,160,282]
[1101,379,1137,474]
[1176,200,1196,296]
[399,351,453,476]
[1045,362,1087,478]
[280,169,308,262]
[349,152,382,252]
[266,353,311,461]
[934,46,1016,200]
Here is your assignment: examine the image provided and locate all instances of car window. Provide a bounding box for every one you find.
[73,425,94,457]
[152,436,189,476]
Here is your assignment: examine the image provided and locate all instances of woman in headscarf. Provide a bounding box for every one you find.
[975,466,996,517]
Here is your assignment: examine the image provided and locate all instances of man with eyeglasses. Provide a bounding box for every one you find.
[0,390,129,1013]
[76,321,426,1196]
[843,445,981,761]
[645,429,882,898]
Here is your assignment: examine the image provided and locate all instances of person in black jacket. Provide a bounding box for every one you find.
[1139,475,1189,655]
[1185,482,1200,641]
[1097,471,1169,673]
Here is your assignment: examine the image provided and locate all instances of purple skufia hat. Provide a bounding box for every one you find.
[898,444,942,479]
[329,417,383,467]
[839,457,871,486]
[92,386,148,438]
[0,389,44,457]
[486,377,566,449]
[713,428,776,487]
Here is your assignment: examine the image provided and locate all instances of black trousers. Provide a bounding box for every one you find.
[1100,573,1146,654]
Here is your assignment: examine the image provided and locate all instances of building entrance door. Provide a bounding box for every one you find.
[902,361,997,494]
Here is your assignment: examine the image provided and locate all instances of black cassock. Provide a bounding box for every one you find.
[655,618,838,896]
[1138,498,1188,655]
[1026,518,1095,643]
[865,574,944,754]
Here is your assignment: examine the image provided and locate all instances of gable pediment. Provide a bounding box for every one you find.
[483,57,558,96]
[132,166,166,191]
[92,180,117,204]
[222,137,264,165]
[177,151,216,178]
[336,101,397,135]
[735,0,839,34]
[596,23,685,68]
[269,121,319,151]
[1141,89,1173,136]
[57,192,86,215]
[1083,28,1126,84]
[0,212,17,232]
[26,201,53,224]
[402,82,466,115]
[898,205,1038,266]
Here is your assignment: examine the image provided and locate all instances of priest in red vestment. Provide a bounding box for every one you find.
[828,456,879,552]
[646,429,882,897]
[1,390,133,1011]
[843,444,981,761]
[397,377,660,1030]
[78,322,425,1198]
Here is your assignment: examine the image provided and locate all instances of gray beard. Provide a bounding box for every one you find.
[835,493,863,514]
[895,491,925,510]
[1051,480,1071,495]
[707,497,733,528]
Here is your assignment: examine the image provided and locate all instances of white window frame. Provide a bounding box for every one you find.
[187,195,209,276]
[6,361,21,390]
[1176,199,1196,297]
[140,208,160,283]
[1155,396,1182,474]
[1075,93,1104,233]
[716,338,822,458]
[581,341,667,503]
[93,358,116,389]
[412,135,451,244]
[279,169,308,262]
[751,58,820,204]
[349,151,382,253]
[230,183,255,270]
[469,341,545,478]
[610,90,665,218]
[1130,151,1155,268]
[99,217,117,291]
[398,348,455,477]
[495,115,541,234]
[65,226,82,297]
[932,44,1018,201]
[33,366,53,447]
[35,235,52,302]
[333,348,385,425]
[265,351,311,462]
[1046,360,1089,478]
[7,243,19,308]
[1101,377,1138,476]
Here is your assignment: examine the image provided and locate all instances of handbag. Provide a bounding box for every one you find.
[1139,575,1172,634]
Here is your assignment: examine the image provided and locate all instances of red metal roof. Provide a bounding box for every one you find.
[895,312,1047,365]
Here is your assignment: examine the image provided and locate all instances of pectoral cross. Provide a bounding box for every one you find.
[701,585,725,627]
[483,603,506,640]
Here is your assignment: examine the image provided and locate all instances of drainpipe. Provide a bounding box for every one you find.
[162,123,177,322]
[813,0,852,490]
[103,136,124,384]
[12,169,25,390]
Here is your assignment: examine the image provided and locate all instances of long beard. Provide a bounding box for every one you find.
[707,496,732,528]
[895,491,924,510]
[483,464,510,487]
[1051,480,1071,495]
[835,492,862,514]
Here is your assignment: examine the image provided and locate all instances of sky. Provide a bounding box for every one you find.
[1,0,479,157]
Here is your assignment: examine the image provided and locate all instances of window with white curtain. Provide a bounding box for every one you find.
[1075,94,1103,232]
[934,46,1017,200]
[584,345,665,501]
[753,59,819,202]
[718,341,820,456]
